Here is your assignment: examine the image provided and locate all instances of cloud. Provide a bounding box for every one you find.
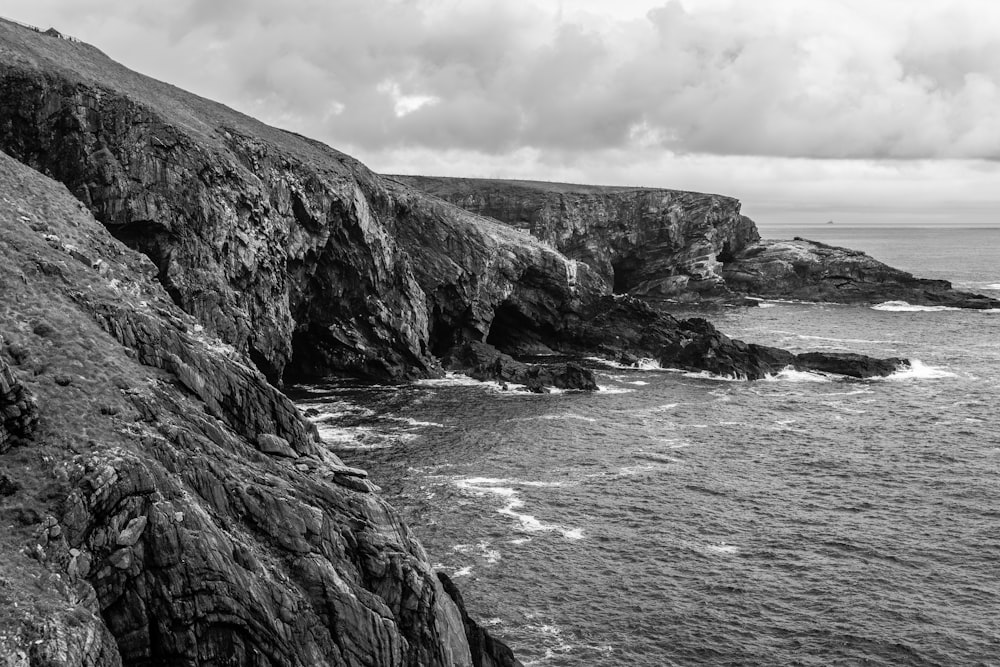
[7,0,1000,161]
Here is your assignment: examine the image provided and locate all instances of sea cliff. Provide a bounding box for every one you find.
[0,18,913,667]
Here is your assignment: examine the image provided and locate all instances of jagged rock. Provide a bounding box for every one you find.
[724,238,1000,309]
[795,352,906,379]
[443,341,598,392]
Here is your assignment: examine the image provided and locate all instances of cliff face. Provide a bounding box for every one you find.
[0,21,596,385]
[0,149,517,665]
[392,175,760,299]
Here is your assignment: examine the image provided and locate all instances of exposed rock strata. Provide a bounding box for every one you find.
[723,238,1000,309]
[393,175,758,299]
[0,147,516,665]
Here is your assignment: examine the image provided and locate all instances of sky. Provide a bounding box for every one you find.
[5,0,1000,227]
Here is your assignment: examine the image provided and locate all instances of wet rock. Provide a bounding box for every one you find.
[795,352,906,379]
[444,341,598,392]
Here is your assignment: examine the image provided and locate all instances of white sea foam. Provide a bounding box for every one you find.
[385,416,444,428]
[314,424,401,450]
[453,566,473,577]
[705,543,740,555]
[597,385,635,394]
[762,366,833,383]
[585,356,667,371]
[456,477,582,539]
[682,371,742,382]
[983,283,1000,290]
[872,301,961,312]
[882,359,958,381]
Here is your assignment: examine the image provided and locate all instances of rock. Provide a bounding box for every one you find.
[257,433,298,458]
[108,547,132,570]
[795,352,906,379]
[0,472,20,496]
[0,355,38,453]
[443,341,599,392]
[723,238,1000,309]
[116,515,148,546]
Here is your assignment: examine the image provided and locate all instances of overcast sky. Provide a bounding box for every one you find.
[6,0,1000,226]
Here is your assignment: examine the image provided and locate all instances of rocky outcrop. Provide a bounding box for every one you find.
[443,341,598,393]
[723,238,1000,309]
[393,175,758,299]
[561,297,904,379]
[0,142,508,664]
[0,353,37,454]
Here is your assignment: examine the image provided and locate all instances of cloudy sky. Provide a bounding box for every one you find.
[6,0,1000,227]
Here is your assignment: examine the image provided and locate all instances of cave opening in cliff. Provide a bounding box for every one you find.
[110,220,185,305]
[486,302,555,355]
[612,255,642,294]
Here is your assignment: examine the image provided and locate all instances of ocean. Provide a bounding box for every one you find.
[292,226,1000,666]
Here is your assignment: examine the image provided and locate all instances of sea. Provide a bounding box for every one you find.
[292,225,1000,666]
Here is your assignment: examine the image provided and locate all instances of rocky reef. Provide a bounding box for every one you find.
[394,176,999,310]
[723,238,1000,309]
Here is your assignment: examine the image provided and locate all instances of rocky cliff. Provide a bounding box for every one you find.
[0,147,513,665]
[394,175,759,299]
[394,176,999,310]
[0,20,606,385]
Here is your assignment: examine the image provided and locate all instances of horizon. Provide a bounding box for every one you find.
[3,1,999,227]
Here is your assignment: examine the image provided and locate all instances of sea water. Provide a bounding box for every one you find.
[292,226,1000,666]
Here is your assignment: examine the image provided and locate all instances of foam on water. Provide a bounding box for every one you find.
[881,359,958,381]
[597,385,636,394]
[456,477,583,539]
[586,356,666,371]
[762,366,833,383]
[872,301,962,312]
